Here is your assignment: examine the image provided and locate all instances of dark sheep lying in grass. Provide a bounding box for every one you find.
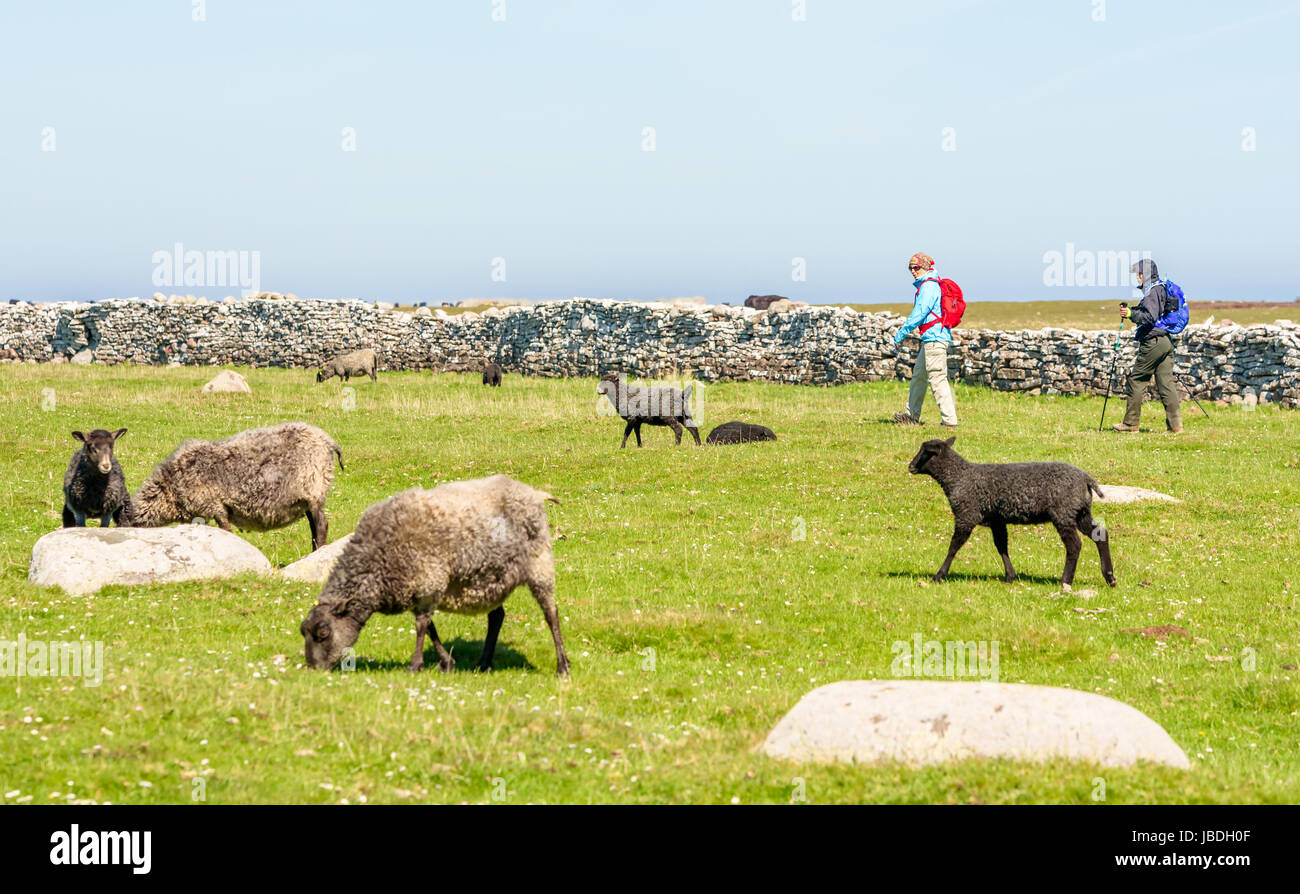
[706,421,777,445]
[482,361,502,386]
[908,436,1116,588]
[300,475,569,676]
[316,349,377,383]
[597,372,701,447]
[126,422,342,552]
[62,428,130,527]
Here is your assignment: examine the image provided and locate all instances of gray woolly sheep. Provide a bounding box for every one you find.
[908,436,1117,588]
[62,428,130,527]
[126,422,342,552]
[317,349,378,383]
[482,361,502,387]
[597,372,701,447]
[706,421,777,445]
[300,475,569,676]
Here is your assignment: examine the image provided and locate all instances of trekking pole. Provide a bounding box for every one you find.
[1174,370,1210,418]
[1097,314,1125,432]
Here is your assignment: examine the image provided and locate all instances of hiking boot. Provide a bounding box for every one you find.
[1111,423,1140,433]
[893,412,922,426]
[940,423,958,430]
[1165,424,1183,434]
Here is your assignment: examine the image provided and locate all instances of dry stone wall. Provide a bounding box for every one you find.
[1,296,1296,406]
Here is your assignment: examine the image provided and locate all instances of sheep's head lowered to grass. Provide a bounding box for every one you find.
[300,598,365,670]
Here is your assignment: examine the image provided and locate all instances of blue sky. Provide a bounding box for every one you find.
[1,0,1296,303]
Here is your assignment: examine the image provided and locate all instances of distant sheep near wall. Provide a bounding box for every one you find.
[706,421,777,445]
[908,437,1117,588]
[126,422,342,552]
[482,361,502,386]
[300,475,569,676]
[597,372,701,447]
[62,428,130,527]
[317,349,378,383]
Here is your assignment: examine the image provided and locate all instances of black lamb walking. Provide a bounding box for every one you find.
[907,437,1117,588]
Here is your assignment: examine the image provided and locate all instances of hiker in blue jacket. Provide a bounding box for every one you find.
[893,252,958,428]
[1113,258,1182,434]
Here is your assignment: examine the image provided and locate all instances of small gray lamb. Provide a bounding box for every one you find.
[317,349,378,383]
[300,475,569,676]
[597,372,701,447]
[126,422,342,551]
[908,436,1117,588]
[62,428,130,527]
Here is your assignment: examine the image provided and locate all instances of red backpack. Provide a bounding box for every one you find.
[916,277,965,334]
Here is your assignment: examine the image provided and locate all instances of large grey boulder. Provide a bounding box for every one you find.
[29,526,271,595]
[279,533,353,583]
[762,680,1189,769]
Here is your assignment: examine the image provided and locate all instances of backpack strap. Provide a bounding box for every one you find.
[915,278,942,333]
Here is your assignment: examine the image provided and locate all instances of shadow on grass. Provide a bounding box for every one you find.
[351,638,536,674]
[882,570,1065,585]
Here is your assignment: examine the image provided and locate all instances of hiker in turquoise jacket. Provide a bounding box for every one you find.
[893,252,958,427]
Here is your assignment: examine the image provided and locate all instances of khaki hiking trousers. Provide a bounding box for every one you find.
[907,341,958,426]
[1123,333,1181,430]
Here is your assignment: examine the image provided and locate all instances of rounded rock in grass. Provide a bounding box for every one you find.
[29,526,271,596]
[762,680,1190,769]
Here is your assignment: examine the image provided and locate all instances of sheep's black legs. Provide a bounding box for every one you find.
[477,606,505,672]
[410,614,429,671]
[686,423,701,446]
[529,582,570,676]
[1078,514,1118,586]
[990,521,1016,582]
[668,419,684,445]
[620,422,635,448]
[1054,520,1082,586]
[633,422,643,447]
[307,504,328,551]
[409,614,455,672]
[429,621,455,672]
[933,523,974,581]
[62,506,79,528]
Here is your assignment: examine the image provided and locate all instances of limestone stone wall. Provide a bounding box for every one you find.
[1,296,1295,405]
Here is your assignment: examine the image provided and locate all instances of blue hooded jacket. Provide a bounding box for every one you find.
[893,274,952,345]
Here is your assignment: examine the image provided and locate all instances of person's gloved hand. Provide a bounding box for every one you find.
[1119,305,1132,321]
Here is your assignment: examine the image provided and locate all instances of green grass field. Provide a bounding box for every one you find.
[1,365,1296,804]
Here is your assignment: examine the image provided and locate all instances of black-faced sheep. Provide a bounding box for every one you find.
[482,361,502,387]
[299,475,569,676]
[62,428,130,527]
[908,436,1117,588]
[316,349,377,383]
[706,421,777,445]
[125,422,342,552]
[597,372,701,448]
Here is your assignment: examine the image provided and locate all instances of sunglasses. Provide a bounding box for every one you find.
[908,265,925,271]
